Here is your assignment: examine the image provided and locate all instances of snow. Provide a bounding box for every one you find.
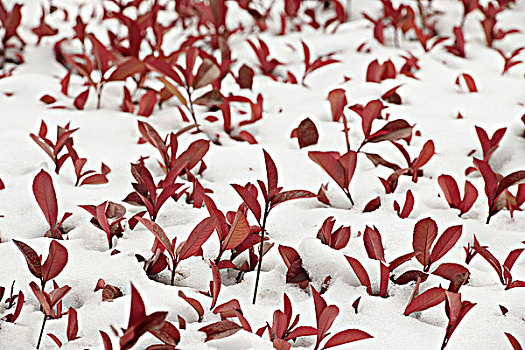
[1,0,525,349]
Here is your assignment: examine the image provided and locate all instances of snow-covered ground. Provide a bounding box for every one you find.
[1,0,524,349]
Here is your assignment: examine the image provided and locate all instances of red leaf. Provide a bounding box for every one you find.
[396,190,414,219]
[223,211,250,251]
[100,331,113,350]
[322,329,373,349]
[413,218,438,268]
[73,89,89,110]
[503,249,524,272]
[317,305,339,344]
[178,217,216,260]
[505,333,523,350]
[138,218,175,260]
[263,150,279,197]
[363,226,385,262]
[80,174,109,186]
[411,140,435,182]
[456,73,478,92]
[40,94,56,105]
[47,333,62,347]
[4,291,24,323]
[232,184,261,222]
[345,256,372,294]
[392,270,429,285]
[199,320,242,341]
[296,118,319,148]
[328,89,347,122]
[438,175,461,209]
[179,291,204,321]
[363,196,381,213]
[33,170,58,229]
[379,261,389,297]
[42,240,68,283]
[239,131,258,144]
[308,151,346,190]
[13,240,42,278]
[404,287,446,315]
[128,284,146,328]
[430,225,463,264]
[433,263,470,292]
[150,321,181,346]
[460,180,478,215]
[137,90,158,117]
[271,190,315,208]
[67,307,79,340]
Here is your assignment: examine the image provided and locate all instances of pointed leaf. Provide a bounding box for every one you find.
[413,218,438,267]
[178,217,216,260]
[363,226,385,262]
[323,329,373,349]
[33,170,58,228]
[13,240,42,278]
[404,287,446,315]
[42,240,68,283]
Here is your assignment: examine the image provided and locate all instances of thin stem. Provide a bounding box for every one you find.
[185,86,200,132]
[344,188,355,206]
[7,280,15,308]
[252,203,270,304]
[36,315,48,349]
[356,141,366,153]
[341,114,351,153]
[394,28,400,48]
[96,83,105,109]
[171,260,179,286]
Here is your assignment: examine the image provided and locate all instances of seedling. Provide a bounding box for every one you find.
[137,216,216,285]
[79,201,126,249]
[232,150,315,303]
[30,121,78,174]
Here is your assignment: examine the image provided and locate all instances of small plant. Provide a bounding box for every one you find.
[119,284,180,349]
[471,236,525,289]
[308,150,357,206]
[412,217,463,272]
[311,287,373,349]
[30,121,78,174]
[366,59,396,83]
[393,189,414,219]
[279,245,311,289]
[13,239,68,291]
[0,282,24,323]
[232,150,314,303]
[47,307,80,348]
[496,47,523,75]
[247,38,283,78]
[404,289,476,349]
[257,293,316,346]
[67,144,111,186]
[124,162,187,222]
[33,170,72,238]
[473,158,525,223]
[445,27,466,58]
[438,175,478,216]
[79,201,126,249]
[30,281,71,349]
[316,217,350,250]
[137,216,216,285]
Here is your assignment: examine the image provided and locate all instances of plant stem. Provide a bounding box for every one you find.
[341,114,351,153]
[344,188,354,206]
[185,86,200,132]
[96,83,104,109]
[36,315,48,349]
[252,203,269,304]
[171,260,179,286]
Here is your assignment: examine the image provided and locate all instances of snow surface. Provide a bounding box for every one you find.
[0,0,524,349]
